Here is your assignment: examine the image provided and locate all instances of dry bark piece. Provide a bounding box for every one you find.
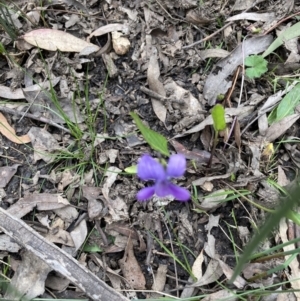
[102,53,119,77]
[0,208,130,301]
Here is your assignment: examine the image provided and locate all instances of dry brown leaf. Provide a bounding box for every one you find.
[203,35,273,105]
[0,164,19,188]
[7,193,70,219]
[227,12,276,22]
[192,259,223,287]
[170,140,219,164]
[174,106,254,138]
[151,264,168,298]
[201,289,238,301]
[264,114,300,142]
[23,29,100,54]
[28,127,62,163]
[218,259,246,289]
[87,24,130,41]
[119,238,146,289]
[199,189,228,211]
[64,219,87,254]
[186,9,213,25]
[0,85,25,99]
[192,249,204,280]
[147,48,167,123]
[193,173,232,186]
[5,250,52,300]
[0,113,31,144]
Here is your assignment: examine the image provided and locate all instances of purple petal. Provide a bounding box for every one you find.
[137,155,165,181]
[137,186,155,201]
[168,183,190,201]
[155,181,172,197]
[166,154,186,178]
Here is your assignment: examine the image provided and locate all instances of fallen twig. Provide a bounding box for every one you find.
[0,207,129,301]
[140,86,184,105]
[182,22,233,49]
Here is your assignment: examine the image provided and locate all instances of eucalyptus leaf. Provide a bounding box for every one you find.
[274,83,300,123]
[211,104,226,131]
[130,112,170,156]
[262,22,300,57]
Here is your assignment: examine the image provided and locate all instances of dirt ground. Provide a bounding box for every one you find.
[0,0,300,300]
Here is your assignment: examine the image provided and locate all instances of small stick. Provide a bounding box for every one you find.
[0,106,71,134]
[182,22,233,49]
[139,86,184,105]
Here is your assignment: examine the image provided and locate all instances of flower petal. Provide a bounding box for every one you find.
[137,186,155,201]
[168,183,190,201]
[166,154,186,178]
[155,181,172,197]
[137,155,165,181]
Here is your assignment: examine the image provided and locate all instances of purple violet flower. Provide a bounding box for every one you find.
[136,154,190,202]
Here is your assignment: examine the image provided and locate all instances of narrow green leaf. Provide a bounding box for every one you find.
[275,83,300,122]
[262,22,300,57]
[211,104,226,131]
[229,181,300,284]
[130,112,170,156]
[124,165,137,174]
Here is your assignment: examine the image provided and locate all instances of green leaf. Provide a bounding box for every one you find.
[229,181,300,284]
[124,165,137,174]
[211,104,226,131]
[274,83,300,123]
[130,112,170,156]
[244,55,268,79]
[83,244,102,253]
[262,22,300,57]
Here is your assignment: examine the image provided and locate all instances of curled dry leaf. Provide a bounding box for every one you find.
[23,29,100,54]
[0,113,31,144]
[87,23,130,41]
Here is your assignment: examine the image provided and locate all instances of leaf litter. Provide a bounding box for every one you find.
[0,0,300,300]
